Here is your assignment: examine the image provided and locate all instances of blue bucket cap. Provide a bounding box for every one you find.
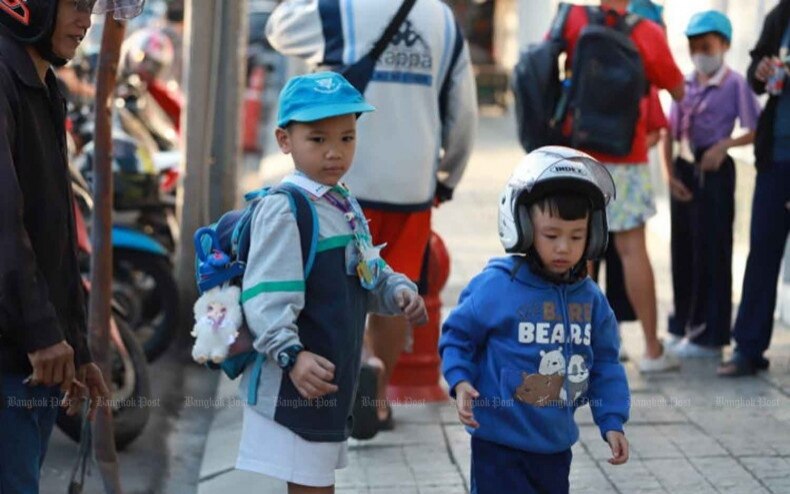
[685,10,733,42]
[276,72,375,128]
[629,0,664,27]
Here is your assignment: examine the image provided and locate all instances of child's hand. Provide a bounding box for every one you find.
[289,351,339,400]
[668,176,693,202]
[605,431,629,465]
[700,142,728,172]
[454,381,480,429]
[395,289,428,327]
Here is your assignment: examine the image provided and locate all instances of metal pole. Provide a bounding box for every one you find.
[90,12,125,494]
[210,0,247,217]
[176,0,247,342]
[175,0,215,343]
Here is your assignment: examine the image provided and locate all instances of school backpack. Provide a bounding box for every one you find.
[511,2,573,153]
[567,7,647,156]
[192,183,318,404]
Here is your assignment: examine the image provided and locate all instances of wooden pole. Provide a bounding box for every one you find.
[90,13,126,494]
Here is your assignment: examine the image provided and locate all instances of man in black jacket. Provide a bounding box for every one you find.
[0,1,141,490]
[718,0,790,377]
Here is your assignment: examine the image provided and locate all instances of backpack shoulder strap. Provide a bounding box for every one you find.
[270,183,319,278]
[621,12,643,35]
[584,5,605,27]
[368,0,418,63]
[549,2,574,42]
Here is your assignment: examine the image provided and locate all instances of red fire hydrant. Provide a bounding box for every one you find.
[388,231,450,402]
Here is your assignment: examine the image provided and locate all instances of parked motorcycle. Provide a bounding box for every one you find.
[71,164,179,362]
[56,185,151,450]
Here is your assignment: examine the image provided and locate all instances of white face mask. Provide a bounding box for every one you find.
[692,53,724,76]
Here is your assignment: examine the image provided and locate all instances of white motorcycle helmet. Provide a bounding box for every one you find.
[498,146,616,260]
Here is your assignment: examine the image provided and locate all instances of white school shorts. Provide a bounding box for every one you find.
[235,406,348,487]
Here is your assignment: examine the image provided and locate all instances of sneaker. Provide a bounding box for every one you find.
[350,363,380,440]
[670,338,723,359]
[638,345,681,373]
[618,344,629,362]
[618,327,629,362]
[664,334,684,350]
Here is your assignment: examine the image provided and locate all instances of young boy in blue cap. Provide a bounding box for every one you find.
[235,72,427,493]
[440,146,630,494]
[660,10,761,359]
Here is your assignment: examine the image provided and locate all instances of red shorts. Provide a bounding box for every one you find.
[362,208,431,282]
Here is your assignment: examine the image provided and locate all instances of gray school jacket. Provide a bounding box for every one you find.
[240,173,416,441]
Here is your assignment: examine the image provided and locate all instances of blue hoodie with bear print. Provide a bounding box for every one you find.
[439,256,630,454]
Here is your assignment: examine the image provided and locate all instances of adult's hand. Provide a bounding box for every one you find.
[26,340,75,389]
[79,363,111,421]
[754,56,778,82]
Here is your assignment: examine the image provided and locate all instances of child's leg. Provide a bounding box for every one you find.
[668,158,697,338]
[471,436,571,494]
[693,157,735,347]
[287,483,334,494]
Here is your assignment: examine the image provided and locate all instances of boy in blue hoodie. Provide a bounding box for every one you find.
[440,146,630,494]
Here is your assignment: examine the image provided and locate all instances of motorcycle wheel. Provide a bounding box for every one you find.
[113,249,179,361]
[56,315,152,451]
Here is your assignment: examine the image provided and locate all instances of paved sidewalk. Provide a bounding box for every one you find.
[199,114,790,493]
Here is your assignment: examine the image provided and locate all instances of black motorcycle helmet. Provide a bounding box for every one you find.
[0,0,66,65]
[0,0,146,67]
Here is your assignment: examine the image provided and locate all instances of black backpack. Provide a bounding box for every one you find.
[511,2,573,153]
[568,7,647,156]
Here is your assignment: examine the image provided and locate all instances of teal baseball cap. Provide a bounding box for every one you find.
[628,0,664,27]
[276,72,375,128]
[685,10,733,42]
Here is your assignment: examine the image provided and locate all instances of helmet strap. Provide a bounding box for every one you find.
[32,4,68,68]
[524,248,588,285]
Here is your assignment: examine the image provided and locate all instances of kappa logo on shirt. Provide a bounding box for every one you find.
[0,0,30,26]
[380,19,433,74]
[391,20,428,50]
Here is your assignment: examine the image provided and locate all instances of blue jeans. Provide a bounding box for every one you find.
[0,373,62,494]
[733,160,790,360]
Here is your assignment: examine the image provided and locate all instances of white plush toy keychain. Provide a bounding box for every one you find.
[191,285,243,364]
[191,228,247,364]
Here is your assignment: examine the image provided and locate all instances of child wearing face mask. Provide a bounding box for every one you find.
[659,10,762,359]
